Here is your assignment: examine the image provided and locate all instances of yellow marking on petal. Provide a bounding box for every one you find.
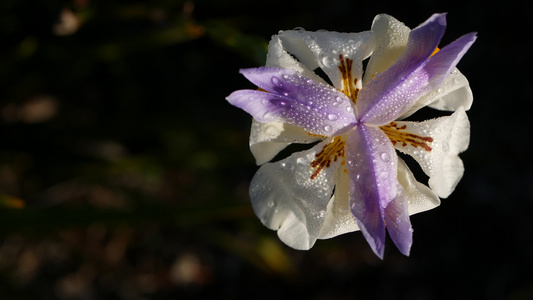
[380,122,433,151]
[310,137,345,180]
[338,54,359,105]
[307,132,324,138]
[430,47,440,58]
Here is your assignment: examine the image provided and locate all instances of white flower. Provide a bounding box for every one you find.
[227,14,475,258]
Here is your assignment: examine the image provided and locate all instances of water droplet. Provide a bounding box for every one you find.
[321,56,331,67]
[271,76,282,86]
[264,125,278,135]
[380,152,390,162]
[327,114,339,121]
[317,211,325,218]
[336,96,343,103]
[261,99,269,105]
[282,74,289,80]
[324,125,333,132]
[346,106,353,112]
[267,201,275,208]
[437,88,444,93]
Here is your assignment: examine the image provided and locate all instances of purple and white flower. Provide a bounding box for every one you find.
[227,14,476,258]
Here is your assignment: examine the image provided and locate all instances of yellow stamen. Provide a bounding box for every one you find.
[380,122,433,151]
[338,54,359,105]
[310,137,346,180]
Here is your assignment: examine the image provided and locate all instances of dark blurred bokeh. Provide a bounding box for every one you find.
[0,0,531,299]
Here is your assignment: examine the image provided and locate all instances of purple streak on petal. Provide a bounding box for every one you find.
[227,67,357,136]
[357,14,448,125]
[346,125,398,259]
[384,185,413,256]
[424,32,477,88]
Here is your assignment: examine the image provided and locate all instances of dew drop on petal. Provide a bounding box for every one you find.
[327,114,339,121]
[324,125,333,132]
[321,56,331,67]
[271,76,282,86]
[380,152,390,162]
[264,125,277,135]
[437,88,444,94]
[267,201,275,208]
[346,106,353,112]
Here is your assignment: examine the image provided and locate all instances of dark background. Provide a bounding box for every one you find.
[0,0,530,299]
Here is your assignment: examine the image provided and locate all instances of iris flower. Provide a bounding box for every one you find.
[226,13,476,258]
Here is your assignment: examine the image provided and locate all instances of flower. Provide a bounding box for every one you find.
[226,13,476,258]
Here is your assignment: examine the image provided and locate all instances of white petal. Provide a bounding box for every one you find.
[249,119,322,165]
[392,107,470,198]
[364,14,410,83]
[399,68,473,119]
[277,30,374,90]
[266,35,327,85]
[397,158,440,215]
[249,139,343,250]
[318,166,359,239]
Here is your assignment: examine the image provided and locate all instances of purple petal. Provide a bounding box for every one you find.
[357,14,448,125]
[226,67,357,136]
[424,32,477,89]
[346,125,399,259]
[383,185,413,256]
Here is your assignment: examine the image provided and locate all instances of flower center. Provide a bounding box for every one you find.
[338,54,360,105]
[380,122,433,151]
[310,136,346,180]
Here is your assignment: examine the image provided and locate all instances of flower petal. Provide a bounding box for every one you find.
[227,67,356,136]
[317,166,359,239]
[364,14,410,83]
[278,30,375,91]
[357,14,447,125]
[249,139,343,250]
[249,119,322,165]
[383,184,412,256]
[266,34,328,85]
[398,68,473,119]
[346,125,398,258]
[423,32,477,91]
[398,158,440,215]
[391,107,470,198]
